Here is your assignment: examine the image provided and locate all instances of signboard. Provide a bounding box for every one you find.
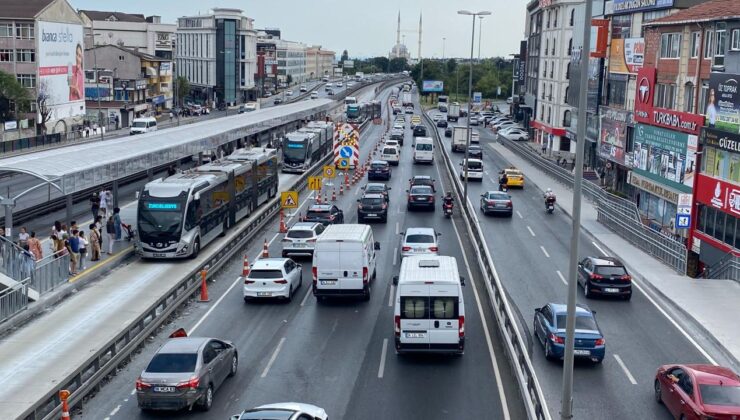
[695,174,740,217]
[609,38,644,74]
[677,192,693,229]
[473,92,482,104]
[308,176,322,191]
[337,158,350,169]
[598,107,633,165]
[37,21,86,120]
[676,214,691,229]
[323,165,336,179]
[611,0,674,15]
[159,62,172,76]
[422,80,444,93]
[701,130,740,183]
[631,124,696,192]
[706,72,740,134]
[518,40,527,84]
[3,121,17,131]
[155,32,171,50]
[333,123,359,168]
[633,66,704,135]
[635,66,655,122]
[701,126,740,154]
[343,60,354,69]
[628,171,681,204]
[590,20,610,58]
[281,191,298,209]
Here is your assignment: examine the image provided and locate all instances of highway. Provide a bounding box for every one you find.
[431,109,715,419]
[73,88,526,420]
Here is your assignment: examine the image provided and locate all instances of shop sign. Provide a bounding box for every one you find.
[3,121,18,131]
[155,32,171,49]
[599,106,633,165]
[677,193,692,215]
[633,66,703,135]
[611,0,674,15]
[631,124,696,192]
[695,174,740,217]
[609,38,645,74]
[628,171,680,203]
[706,72,740,134]
[701,127,740,153]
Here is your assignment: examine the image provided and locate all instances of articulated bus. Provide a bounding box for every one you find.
[136,148,278,259]
[281,122,334,173]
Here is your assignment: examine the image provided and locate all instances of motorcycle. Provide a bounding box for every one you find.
[545,196,556,214]
[442,200,454,218]
[499,182,508,192]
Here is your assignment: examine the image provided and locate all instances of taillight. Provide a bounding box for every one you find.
[549,333,564,344]
[312,266,317,282]
[382,203,387,209]
[620,275,631,282]
[458,315,465,338]
[394,315,401,337]
[429,196,435,202]
[275,279,288,284]
[329,215,335,221]
[429,246,438,252]
[595,338,605,346]
[135,378,151,391]
[487,199,495,205]
[358,204,363,210]
[506,201,513,208]
[176,376,200,390]
[244,278,255,284]
[307,239,316,243]
[590,273,603,281]
[281,238,291,243]
[402,246,411,251]
[362,267,369,284]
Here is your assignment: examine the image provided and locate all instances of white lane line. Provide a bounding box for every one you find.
[109,405,121,416]
[592,241,609,257]
[261,337,287,378]
[388,285,395,307]
[540,245,550,258]
[355,185,361,196]
[300,286,312,307]
[393,247,398,266]
[613,354,638,385]
[526,226,536,237]
[395,222,400,235]
[516,210,523,219]
[556,270,568,286]
[377,338,389,378]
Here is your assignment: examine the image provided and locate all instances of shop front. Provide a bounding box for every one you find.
[598,106,634,192]
[530,120,571,153]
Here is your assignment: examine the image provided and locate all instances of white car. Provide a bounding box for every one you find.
[380,145,400,166]
[282,222,325,257]
[471,131,480,143]
[243,258,303,302]
[460,158,484,181]
[300,85,307,92]
[400,227,441,258]
[393,123,404,131]
[336,82,343,87]
[501,128,529,141]
[432,114,444,122]
[231,402,328,420]
[385,139,401,150]
[310,91,319,99]
[286,90,293,96]
[347,81,355,87]
[494,120,518,129]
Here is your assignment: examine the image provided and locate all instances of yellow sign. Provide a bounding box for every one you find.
[323,165,336,179]
[281,191,298,209]
[308,176,323,191]
[337,158,350,169]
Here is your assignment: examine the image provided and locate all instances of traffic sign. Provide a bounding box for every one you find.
[676,214,691,229]
[473,92,482,104]
[281,191,298,209]
[308,176,323,191]
[323,165,336,179]
[337,158,350,169]
[339,146,353,158]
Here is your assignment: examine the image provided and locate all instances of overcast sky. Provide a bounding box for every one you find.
[71,0,528,59]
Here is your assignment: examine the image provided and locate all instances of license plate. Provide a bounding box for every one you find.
[292,243,305,248]
[367,213,377,217]
[152,253,166,258]
[257,292,272,297]
[153,386,176,393]
[604,288,619,293]
[417,197,427,201]
[573,349,590,356]
[405,332,426,338]
[320,280,336,285]
[496,203,506,208]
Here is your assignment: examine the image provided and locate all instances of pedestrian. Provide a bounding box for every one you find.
[17,227,29,248]
[59,223,68,239]
[78,230,88,270]
[541,142,547,154]
[99,189,109,218]
[19,245,35,277]
[27,231,42,261]
[95,215,103,248]
[90,192,101,221]
[70,220,79,233]
[167,165,176,177]
[169,111,173,122]
[52,220,62,237]
[113,207,122,240]
[89,224,101,261]
[68,230,80,275]
[106,216,116,255]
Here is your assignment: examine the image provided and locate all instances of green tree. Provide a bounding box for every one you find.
[340,50,349,65]
[175,75,190,107]
[372,56,390,73]
[389,57,408,73]
[0,69,31,122]
[286,74,293,85]
[446,58,457,75]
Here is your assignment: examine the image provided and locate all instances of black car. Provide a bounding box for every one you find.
[362,182,392,202]
[303,204,344,226]
[467,144,483,159]
[368,160,392,180]
[436,119,448,128]
[238,105,246,114]
[273,98,283,105]
[577,256,632,300]
[444,126,453,137]
[357,193,389,223]
[327,89,335,96]
[413,125,427,137]
[409,175,436,192]
[406,185,436,211]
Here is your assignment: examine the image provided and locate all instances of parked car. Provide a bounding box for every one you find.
[406,185,436,211]
[243,258,303,302]
[368,160,392,180]
[469,116,480,126]
[654,364,740,419]
[303,204,344,225]
[577,256,632,300]
[357,193,389,223]
[533,303,605,364]
[400,227,440,258]
[480,191,513,217]
[231,403,328,420]
[500,127,529,141]
[282,222,325,257]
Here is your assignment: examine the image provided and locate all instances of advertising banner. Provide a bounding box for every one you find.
[159,62,172,76]
[37,21,86,120]
[473,92,482,104]
[609,38,644,74]
[695,174,740,218]
[611,0,674,15]
[631,123,696,193]
[635,66,656,121]
[598,107,633,165]
[634,66,703,135]
[706,72,740,134]
[422,80,444,93]
[701,128,740,184]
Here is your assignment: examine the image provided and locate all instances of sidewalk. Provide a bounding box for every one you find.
[489,138,740,369]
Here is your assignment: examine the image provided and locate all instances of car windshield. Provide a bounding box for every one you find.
[506,170,522,176]
[287,230,314,239]
[699,384,740,406]
[362,197,384,205]
[366,186,385,194]
[306,210,329,218]
[469,147,481,152]
[411,186,432,194]
[465,161,482,169]
[132,121,149,128]
[487,192,508,200]
[138,200,183,236]
[416,143,432,151]
[146,353,197,373]
[383,148,397,154]
[555,315,598,331]
[595,266,627,276]
[249,270,284,279]
[371,163,387,169]
[240,410,294,420]
[406,234,435,244]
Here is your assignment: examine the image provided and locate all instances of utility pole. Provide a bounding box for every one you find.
[91,21,104,141]
[478,16,484,61]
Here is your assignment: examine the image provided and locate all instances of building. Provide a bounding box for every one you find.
[256,29,307,86]
[78,10,175,60]
[306,45,335,81]
[176,8,257,106]
[84,44,173,127]
[389,11,411,61]
[521,0,543,129]
[0,0,86,141]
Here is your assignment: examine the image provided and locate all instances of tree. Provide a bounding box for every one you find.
[175,75,189,107]
[0,69,31,123]
[371,56,390,73]
[36,80,52,136]
[340,50,349,64]
[389,57,408,73]
[446,58,457,75]
[286,74,293,85]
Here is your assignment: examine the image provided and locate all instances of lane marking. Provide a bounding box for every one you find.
[526,226,536,237]
[300,286,312,306]
[613,354,638,385]
[393,247,398,266]
[109,405,121,416]
[388,284,395,307]
[592,241,609,257]
[261,337,286,378]
[556,270,568,286]
[395,222,400,235]
[516,210,523,219]
[540,245,550,258]
[377,338,388,378]
[68,245,134,283]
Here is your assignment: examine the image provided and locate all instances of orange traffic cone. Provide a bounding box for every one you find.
[279,209,288,233]
[241,255,250,277]
[316,191,322,204]
[261,239,269,258]
[60,390,71,420]
[199,268,210,302]
[339,184,344,195]
[331,189,337,202]
[345,173,350,189]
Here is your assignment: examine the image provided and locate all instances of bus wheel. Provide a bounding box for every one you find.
[190,239,200,259]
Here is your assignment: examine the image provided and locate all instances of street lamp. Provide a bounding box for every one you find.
[442,37,446,60]
[458,10,491,204]
[477,16,485,61]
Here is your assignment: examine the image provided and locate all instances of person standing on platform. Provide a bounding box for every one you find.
[99,189,109,218]
[78,231,88,270]
[88,224,101,261]
[106,216,116,255]
[27,232,42,261]
[113,207,122,241]
[90,193,101,220]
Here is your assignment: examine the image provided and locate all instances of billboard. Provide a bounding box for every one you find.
[343,60,354,69]
[706,72,740,134]
[609,38,644,74]
[634,66,704,135]
[701,128,740,183]
[37,21,85,120]
[695,174,740,218]
[422,80,444,92]
[630,123,696,193]
[611,0,674,15]
[598,106,633,165]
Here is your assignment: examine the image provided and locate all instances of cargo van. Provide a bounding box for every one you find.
[413,137,434,164]
[313,224,380,300]
[393,255,465,354]
[130,117,157,135]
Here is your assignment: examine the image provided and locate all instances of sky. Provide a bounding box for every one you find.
[70,0,529,59]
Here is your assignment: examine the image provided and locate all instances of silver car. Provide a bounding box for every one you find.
[136,336,237,411]
[400,227,441,258]
[232,402,329,420]
[282,222,325,257]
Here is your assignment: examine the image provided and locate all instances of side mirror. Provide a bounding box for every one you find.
[459,276,465,286]
[374,241,381,250]
[534,307,541,313]
[436,232,441,236]
[231,416,241,420]
[357,199,361,203]
[405,190,409,193]
[577,262,583,267]
[387,187,392,190]
[393,275,399,286]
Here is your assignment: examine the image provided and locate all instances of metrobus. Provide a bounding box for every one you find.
[136,148,278,259]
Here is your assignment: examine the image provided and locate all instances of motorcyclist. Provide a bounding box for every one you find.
[544,188,557,209]
[443,191,454,209]
[498,171,509,191]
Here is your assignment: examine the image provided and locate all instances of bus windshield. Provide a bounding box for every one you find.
[138,200,184,240]
[283,140,307,161]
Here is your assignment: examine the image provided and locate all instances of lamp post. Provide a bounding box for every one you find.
[458,10,491,204]
[477,16,485,61]
[442,37,446,60]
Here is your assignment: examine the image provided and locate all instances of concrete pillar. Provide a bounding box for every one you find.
[112,180,119,208]
[3,203,13,238]
[197,152,204,165]
[146,168,154,182]
[66,194,74,224]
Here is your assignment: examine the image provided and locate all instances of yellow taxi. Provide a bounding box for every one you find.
[504,167,525,188]
[410,115,422,127]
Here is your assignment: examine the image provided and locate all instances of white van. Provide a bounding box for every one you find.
[460,158,483,181]
[130,117,157,135]
[393,256,465,354]
[380,145,400,166]
[413,137,434,164]
[313,224,380,300]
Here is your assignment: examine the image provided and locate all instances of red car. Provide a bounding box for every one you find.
[655,364,740,419]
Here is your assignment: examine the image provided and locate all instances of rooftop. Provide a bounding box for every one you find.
[0,0,53,19]
[79,10,147,23]
[645,0,740,26]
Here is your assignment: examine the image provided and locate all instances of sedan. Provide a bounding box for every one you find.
[469,116,480,126]
[467,144,483,159]
[368,160,392,180]
[273,98,283,105]
[406,185,435,211]
[285,90,293,96]
[655,364,740,419]
[436,119,448,128]
[533,303,605,364]
[357,193,388,223]
[500,127,529,141]
[444,126,453,137]
[480,191,513,216]
[362,182,391,202]
[432,114,444,122]
[136,335,238,411]
[389,129,404,143]
[282,222,324,257]
[327,89,335,96]
[409,175,436,192]
[232,402,328,420]
[243,258,303,301]
[405,107,414,114]
[400,227,440,258]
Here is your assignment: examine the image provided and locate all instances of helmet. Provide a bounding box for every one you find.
[546,188,553,193]
[446,191,452,197]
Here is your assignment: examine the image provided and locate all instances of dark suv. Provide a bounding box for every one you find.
[577,256,632,300]
[409,175,436,192]
[303,204,344,226]
[368,160,391,180]
[413,125,427,137]
[357,193,389,223]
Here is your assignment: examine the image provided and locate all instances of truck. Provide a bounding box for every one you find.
[402,92,413,107]
[447,103,461,122]
[452,126,470,153]
[355,72,364,81]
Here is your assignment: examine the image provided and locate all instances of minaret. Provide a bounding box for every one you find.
[396,11,401,46]
[418,11,422,59]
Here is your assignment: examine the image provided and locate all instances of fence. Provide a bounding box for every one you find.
[30,253,71,295]
[0,236,35,283]
[499,136,688,275]
[0,128,108,156]
[705,252,740,282]
[0,279,29,323]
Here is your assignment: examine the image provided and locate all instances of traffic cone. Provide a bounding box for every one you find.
[199,269,210,302]
[242,255,250,277]
[60,390,71,420]
[339,184,344,195]
[345,173,350,189]
[279,209,288,233]
[261,239,269,258]
[331,189,337,202]
[323,190,328,203]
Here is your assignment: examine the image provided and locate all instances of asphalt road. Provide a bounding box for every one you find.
[432,110,712,420]
[73,87,525,420]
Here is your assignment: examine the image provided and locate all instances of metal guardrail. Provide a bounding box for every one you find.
[499,136,688,274]
[705,252,740,281]
[0,279,29,323]
[425,113,550,420]
[0,236,34,283]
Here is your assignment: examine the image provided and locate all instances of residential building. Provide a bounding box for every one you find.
[306,45,335,81]
[176,8,257,106]
[521,0,542,129]
[0,0,86,141]
[256,30,307,86]
[78,10,175,60]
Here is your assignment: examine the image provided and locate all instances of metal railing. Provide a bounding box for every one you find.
[0,279,29,323]
[499,136,688,274]
[30,253,71,295]
[705,252,740,281]
[426,113,550,420]
[0,236,35,283]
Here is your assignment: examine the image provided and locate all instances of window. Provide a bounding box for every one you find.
[547,106,552,124]
[643,10,670,24]
[611,15,631,39]
[654,83,677,109]
[16,74,35,88]
[550,62,554,78]
[660,33,681,58]
[568,38,573,55]
[714,23,727,67]
[608,78,628,107]
[547,11,551,28]
[553,10,558,28]
[563,109,571,127]
[548,83,553,100]
[570,8,575,26]
[551,39,556,56]
[566,62,570,79]
[684,82,695,113]
[732,29,740,51]
[545,38,549,56]
[0,49,11,62]
[543,61,547,77]
[704,30,714,59]
[564,87,569,104]
[699,81,710,114]
[540,104,544,120]
[0,23,12,37]
[15,49,34,63]
[691,32,701,58]
[401,297,428,319]
[15,23,33,39]
[118,55,125,62]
